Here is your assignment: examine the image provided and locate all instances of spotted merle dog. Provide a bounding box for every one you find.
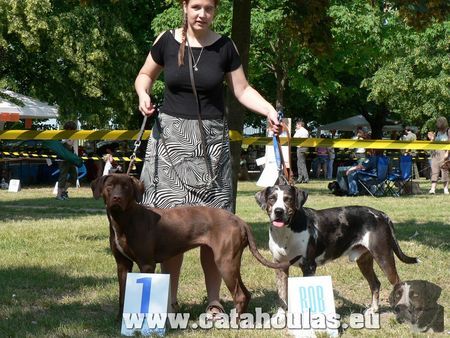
[255,184,418,313]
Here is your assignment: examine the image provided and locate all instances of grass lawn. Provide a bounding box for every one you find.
[0,179,448,337]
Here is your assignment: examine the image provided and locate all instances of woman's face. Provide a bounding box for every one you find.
[184,0,216,32]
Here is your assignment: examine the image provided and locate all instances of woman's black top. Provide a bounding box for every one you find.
[151,30,241,120]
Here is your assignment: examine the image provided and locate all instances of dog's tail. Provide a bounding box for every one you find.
[243,222,301,269]
[388,218,419,264]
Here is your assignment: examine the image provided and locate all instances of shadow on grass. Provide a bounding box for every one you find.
[0,266,118,337]
[392,219,450,252]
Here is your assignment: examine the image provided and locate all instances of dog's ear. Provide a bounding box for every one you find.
[255,187,269,210]
[130,176,145,203]
[91,175,110,199]
[295,186,308,209]
[415,280,442,303]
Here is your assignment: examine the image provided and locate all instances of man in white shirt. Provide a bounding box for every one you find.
[294,120,309,183]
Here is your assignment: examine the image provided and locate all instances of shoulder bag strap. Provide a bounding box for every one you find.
[186,39,214,180]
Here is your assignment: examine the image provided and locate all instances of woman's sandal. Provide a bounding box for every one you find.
[205,300,225,321]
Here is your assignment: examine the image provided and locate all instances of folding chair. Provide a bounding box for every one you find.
[386,155,413,196]
[356,155,389,197]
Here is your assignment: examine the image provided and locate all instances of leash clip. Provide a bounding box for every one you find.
[277,108,284,124]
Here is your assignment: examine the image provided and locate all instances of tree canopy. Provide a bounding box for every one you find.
[0,0,448,134]
[0,0,166,128]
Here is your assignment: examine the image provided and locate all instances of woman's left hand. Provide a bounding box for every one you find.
[267,110,281,135]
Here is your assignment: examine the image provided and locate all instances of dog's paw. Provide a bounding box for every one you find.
[364,306,379,316]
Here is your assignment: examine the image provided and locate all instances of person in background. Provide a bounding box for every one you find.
[345,149,378,196]
[352,127,367,163]
[134,0,281,319]
[427,117,449,195]
[401,126,419,179]
[56,121,77,200]
[391,130,400,140]
[326,130,336,179]
[313,135,328,178]
[102,147,122,176]
[293,120,309,183]
[0,168,10,189]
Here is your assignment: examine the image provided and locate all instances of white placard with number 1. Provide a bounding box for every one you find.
[288,276,339,338]
[121,273,170,336]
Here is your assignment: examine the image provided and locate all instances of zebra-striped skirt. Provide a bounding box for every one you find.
[140,113,232,210]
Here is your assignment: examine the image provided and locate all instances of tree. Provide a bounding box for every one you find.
[245,0,332,123]
[363,21,449,131]
[290,0,449,136]
[227,0,251,213]
[0,0,166,128]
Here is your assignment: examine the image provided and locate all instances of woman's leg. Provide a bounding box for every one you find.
[441,168,449,194]
[327,159,334,179]
[200,246,222,311]
[322,159,327,179]
[429,156,440,193]
[57,161,69,199]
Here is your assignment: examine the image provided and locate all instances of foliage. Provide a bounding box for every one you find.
[0,0,448,132]
[363,21,450,128]
[392,0,450,29]
[263,0,449,136]
[247,0,391,127]
[0,0,166,128]
[275,0,389,125]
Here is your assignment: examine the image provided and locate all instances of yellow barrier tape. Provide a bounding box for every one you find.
[229,130,243,141]
[0,130,152,141]
[0,151,142,162]
[0,151,431,164]
[242,137,450,150]
[1,129,450,150]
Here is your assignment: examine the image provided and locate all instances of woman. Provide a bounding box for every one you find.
[427,116,449,195]
[135,0,280,318]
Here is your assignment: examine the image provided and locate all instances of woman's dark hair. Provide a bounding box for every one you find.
[177,0,220,67]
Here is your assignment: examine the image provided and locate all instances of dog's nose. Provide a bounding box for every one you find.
[274,208,284,217]
[112,195,122,203]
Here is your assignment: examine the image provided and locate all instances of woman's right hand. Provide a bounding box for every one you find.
[138,93,156,116]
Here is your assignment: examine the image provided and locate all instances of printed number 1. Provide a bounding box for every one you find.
[136,277,152,313]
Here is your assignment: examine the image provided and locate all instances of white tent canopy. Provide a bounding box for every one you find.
[319,114,403,132]
[319,115,370,132]
[0,89,59,119]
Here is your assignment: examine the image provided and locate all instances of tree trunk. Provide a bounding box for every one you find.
[365,105,388,139]
[275,66,286,109]
[226,0,251,213]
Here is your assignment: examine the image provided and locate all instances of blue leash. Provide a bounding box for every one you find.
[273,110,289,184]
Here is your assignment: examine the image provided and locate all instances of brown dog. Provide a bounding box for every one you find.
[91,174,298,318]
